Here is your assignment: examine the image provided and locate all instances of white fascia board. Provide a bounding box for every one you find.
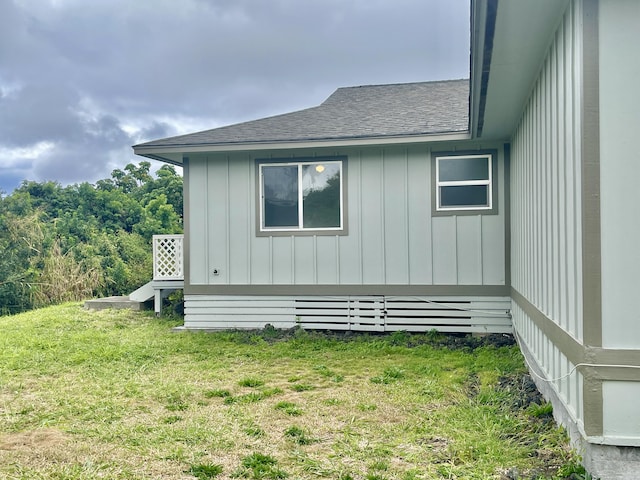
[133,131,471,164]
[134,151,184,166]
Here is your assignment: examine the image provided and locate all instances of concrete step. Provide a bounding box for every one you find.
[129,281,154,302]
[84,296,149,311]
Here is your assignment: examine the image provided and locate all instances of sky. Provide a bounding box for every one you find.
[0,0,470,194]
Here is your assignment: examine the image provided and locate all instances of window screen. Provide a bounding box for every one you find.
[436,155,492,211]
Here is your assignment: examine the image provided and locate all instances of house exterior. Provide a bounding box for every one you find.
[134,0,640,477]
[470,1,640,477]
[136,79,512,333]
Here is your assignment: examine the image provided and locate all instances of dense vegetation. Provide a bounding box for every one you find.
[0,161,183,314]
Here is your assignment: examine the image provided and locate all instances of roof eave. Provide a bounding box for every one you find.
[469,0,496,139]
[134,152,185,166]
[133,131,471,163]
[469,0,571,140]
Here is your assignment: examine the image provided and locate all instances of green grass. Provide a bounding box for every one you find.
[284,425,316,445]
[236,453,287,479]
[238,377,265,388]
[274,401,303,416]
[0,303,584,479]
[187,463,224,479]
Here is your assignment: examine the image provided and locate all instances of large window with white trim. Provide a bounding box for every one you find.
[435,154,493,211]
[258,159,344,233]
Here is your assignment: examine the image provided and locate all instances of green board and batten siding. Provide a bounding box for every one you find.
[597,0,640,447]
[510,0,586,432]
[183,144,510,332]
[511,0,640,455]
[186,145,506,287]
[598,0,640,351]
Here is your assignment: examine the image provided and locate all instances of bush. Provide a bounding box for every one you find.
[0,162,183,314]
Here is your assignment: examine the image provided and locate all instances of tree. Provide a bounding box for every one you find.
[0,161,183,314]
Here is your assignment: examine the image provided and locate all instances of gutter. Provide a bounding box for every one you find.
[469,0,499,139]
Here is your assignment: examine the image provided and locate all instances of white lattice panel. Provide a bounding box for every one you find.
[153,235,184,280]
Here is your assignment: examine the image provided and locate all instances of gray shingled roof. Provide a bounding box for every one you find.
[135,79,469,149]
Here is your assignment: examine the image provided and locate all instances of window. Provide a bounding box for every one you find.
[258,159,344,233]
[435,154,493,211]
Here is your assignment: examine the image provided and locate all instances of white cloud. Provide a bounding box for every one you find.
[0,141,56,166]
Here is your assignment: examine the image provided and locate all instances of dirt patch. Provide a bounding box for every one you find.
[0,428,68,451]
[497,373,546,410]
[462,368,547,414]
[230,325,517,350]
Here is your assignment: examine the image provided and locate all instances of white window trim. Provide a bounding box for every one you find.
[435,154,493,211]
[259,160,344,232]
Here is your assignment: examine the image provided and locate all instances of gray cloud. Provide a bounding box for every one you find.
[0,84,81,146]
[0,0,470,192]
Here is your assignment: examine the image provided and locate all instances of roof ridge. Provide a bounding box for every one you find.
[334,78,469,91]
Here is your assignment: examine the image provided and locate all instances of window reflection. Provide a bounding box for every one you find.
[260,160,343,231]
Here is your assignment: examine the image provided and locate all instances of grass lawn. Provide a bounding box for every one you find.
[0,304,584,479]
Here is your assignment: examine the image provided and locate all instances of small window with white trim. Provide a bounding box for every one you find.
[258,158,345,233]
[435,154,493,211]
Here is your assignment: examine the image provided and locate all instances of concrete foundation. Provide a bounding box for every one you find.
[84,296,150,311]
